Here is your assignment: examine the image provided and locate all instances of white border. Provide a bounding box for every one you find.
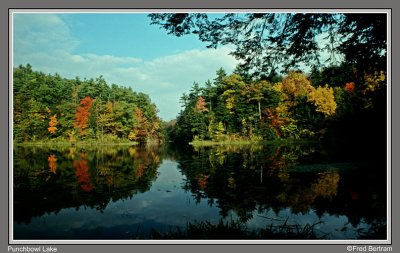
[9,8,392,245]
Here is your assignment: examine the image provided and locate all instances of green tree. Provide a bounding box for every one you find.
[13,64,164,143]
[242,81,269,120]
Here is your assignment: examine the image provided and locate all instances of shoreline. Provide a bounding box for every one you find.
[13,141,139,147]
[189,138,319,147]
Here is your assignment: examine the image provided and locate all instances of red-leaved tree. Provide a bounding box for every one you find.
[74,96,94,137]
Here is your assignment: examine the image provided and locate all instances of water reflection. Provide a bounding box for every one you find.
[47,154,57,174]
[13,143,386,239]
[179,145,341,218]
[175,144,386,238]
[14,145,161,224]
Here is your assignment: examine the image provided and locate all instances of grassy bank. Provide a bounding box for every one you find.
[189,140,254,146]
[147,219,384,239]
[148,220,322,239]
[13,140,138,147]
[189,138,319,147]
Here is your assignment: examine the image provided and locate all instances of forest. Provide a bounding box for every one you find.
[157,12,387,156]
[166,63,386,154]
[13,64,163,144]
[13,61,387,154]
[13,13,387,152]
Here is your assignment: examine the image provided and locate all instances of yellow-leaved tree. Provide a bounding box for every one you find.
[307,85,337,117]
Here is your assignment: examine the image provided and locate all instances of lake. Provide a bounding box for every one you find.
[12,142,387,240]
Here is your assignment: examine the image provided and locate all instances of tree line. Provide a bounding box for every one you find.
[153,12,387,154]
[13,64,163,144]
[13,12,387,151]
[167,63,386,151]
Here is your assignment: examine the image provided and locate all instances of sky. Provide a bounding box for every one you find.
[12,12,239,120]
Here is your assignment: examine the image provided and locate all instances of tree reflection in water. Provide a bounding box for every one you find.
[13,143,386,239]
[177,144,386,237]
[14,145,162,224]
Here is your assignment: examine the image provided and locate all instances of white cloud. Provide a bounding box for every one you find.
[13,13,79,53]
[12,13,239,120]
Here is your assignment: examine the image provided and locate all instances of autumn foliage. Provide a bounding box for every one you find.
[278,71,314,100]
[48,114,58,134]
[345,82,355,93]
[307,85,337,117]
[130,108,151,142]
[74,97,94,136]
[265,107,288,137]
[194,96,208,112]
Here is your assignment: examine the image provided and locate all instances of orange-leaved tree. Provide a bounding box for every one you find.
[74,96,94,137]
[194,96,209,113]
[48,114,58,134]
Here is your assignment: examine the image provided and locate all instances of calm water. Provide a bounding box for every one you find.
[13,143,387,240]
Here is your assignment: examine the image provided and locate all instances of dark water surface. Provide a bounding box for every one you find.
[13,143,387,240]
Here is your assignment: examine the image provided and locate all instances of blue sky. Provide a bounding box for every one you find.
[13,12,239,120]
